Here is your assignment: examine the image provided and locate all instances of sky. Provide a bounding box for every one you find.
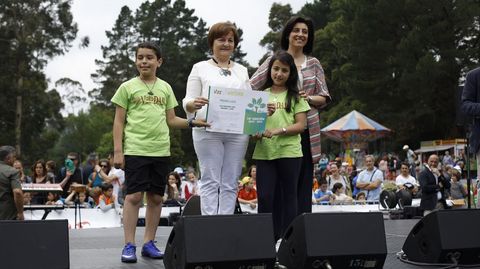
[45,0,308,113]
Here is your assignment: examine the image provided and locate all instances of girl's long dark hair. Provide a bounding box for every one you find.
[260,50,299,113]
[166,172,181,200]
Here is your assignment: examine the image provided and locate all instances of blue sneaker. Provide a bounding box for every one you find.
[121,242,137,263]
[141,240,164,259]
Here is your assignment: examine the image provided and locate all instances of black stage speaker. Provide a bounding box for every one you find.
[403,209,480,264]
[181,195,201,216]
[164,214,276,269]
[278,212,387,269]
[0,219,69,269]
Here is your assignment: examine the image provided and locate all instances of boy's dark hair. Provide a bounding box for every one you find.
[136,42,162,59]
[101,183,114,192]
[318,178,328,186]
[280,16,315,54]
[260,50,299,112]
[332,182,343,194]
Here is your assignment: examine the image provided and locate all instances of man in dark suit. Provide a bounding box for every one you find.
[419,154,451,216]
[461,67,480,182]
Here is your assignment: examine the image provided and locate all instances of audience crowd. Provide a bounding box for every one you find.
[15,147,474,212]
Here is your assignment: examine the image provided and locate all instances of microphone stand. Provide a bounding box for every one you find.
[465,126,472,209]
[74,192,82,229]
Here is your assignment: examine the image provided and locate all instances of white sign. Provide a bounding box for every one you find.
[206,86,269,135]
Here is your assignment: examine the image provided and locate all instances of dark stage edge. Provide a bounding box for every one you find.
[69,219,449,269]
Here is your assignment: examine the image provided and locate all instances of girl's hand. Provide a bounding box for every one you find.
[252,132,263,140]
[193,97,209,110]
[263,129,274,138]
[267,103,276,116]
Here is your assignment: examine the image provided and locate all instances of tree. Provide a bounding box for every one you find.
[52,106,114,161]
[56,78,87,115]
[0,0,77,157]
[259,3,294,58]
[314,0,480,150]
[298,0,332,30]
[90,5,138,108]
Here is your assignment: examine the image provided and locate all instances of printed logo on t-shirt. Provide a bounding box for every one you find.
[132,94,166,105]
[275,101,286,110]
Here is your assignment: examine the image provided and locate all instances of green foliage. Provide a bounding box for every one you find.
[314,0,480,151]
[258,3,294,62]
[298,0,332,30]
[90,5,138,108]
[95,131,113,159]
[52,106,113,161]
[0,0,77,160]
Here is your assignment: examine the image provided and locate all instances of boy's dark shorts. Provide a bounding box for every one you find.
[124,155,170,195]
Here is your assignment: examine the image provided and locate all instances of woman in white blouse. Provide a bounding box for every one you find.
[182,22,250,215]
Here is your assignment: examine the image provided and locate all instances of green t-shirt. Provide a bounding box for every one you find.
[253,89,310,160]
[0,162,21,220]
[111,77,178,157]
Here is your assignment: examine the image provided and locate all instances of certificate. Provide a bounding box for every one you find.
[206,86,269,135]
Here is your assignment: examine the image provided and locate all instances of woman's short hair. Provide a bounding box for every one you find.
[280,16,315,54]
[208,21,239,49]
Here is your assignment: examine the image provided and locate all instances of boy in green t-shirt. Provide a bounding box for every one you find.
[111,42,208,263]
[252,51,310,242]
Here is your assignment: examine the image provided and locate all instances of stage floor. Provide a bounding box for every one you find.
[70,219,435,269]
[69,218,440,269]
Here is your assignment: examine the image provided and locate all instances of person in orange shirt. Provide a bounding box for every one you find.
[98,183,115,211]
[237,177,257,209]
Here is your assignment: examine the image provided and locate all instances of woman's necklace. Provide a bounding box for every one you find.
[212,57,231,76]
[140,77,157,95]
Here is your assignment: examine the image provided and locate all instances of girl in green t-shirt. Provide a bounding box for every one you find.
[253,50,310,241]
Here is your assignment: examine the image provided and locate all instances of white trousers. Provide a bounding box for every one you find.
[193,129,249,215]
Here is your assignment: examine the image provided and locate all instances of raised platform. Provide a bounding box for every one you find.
[70,219,424,269]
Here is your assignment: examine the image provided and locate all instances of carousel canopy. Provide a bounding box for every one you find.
[321,110,392,142]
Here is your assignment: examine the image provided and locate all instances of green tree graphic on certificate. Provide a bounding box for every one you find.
[244,98,267,134]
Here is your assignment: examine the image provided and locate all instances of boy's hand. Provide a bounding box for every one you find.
[114,153,124,169]
[192,119,211,128]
